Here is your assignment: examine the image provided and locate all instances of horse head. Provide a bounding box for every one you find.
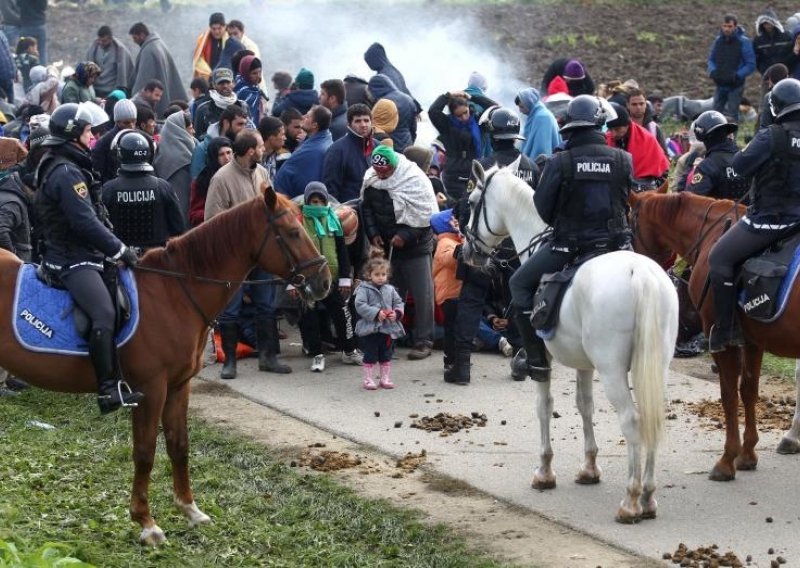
[259,184,331,301]
[462,161,512,268]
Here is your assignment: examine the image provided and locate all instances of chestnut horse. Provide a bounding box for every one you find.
[630,190,800,481]
[1,188,330,544]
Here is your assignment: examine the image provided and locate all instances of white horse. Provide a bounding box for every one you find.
[462,162,679,523]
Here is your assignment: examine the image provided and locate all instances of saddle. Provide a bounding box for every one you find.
[738,232,800,322]
[531,250,606,335]
[35,263,132,338]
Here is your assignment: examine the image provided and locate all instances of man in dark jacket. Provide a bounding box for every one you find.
[271,67,319,117]
[322,103,376,202]
[91,98,138,183]
[344,74,370,108]
[685,110,750,200]
[319,78,348,141]
[364,42,420,113]
[753,10,794,76]
[273,105,332,198]
[193,67,245,138]
[367,74,416,153]
[707,14,757,121]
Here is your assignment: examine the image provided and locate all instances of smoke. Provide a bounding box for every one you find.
[166,2,528,145]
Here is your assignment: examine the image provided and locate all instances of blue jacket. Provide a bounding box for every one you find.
[273,130,333,198]
[367,74,417,153]
[518,88,561,160]
[329,104,348,141]
[271,88,319,117]
[323,129,376,202]
[707,27,756,86]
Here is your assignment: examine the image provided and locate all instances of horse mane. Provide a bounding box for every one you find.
[642,191,744,227]
[488,166,533,217]
[141,193,297,276]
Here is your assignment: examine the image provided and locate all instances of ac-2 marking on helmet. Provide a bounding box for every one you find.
[112,129,155,173]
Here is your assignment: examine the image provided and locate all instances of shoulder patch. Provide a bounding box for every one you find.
[691,172,703,185]
[73,181,88,199]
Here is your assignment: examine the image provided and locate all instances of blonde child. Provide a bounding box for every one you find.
[354,253,405,390]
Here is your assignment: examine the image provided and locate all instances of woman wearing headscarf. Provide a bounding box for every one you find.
[189,136,232,227]
[153,111,197,223]
[516,87,561,161]
[60,62,101,104]
[234,55,268,126]
[428,89,496,200]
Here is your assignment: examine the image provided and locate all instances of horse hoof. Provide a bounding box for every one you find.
[615,510,642,524]
[708,464,735,482]
[175,499,212,527]
[575,472,601,485]
[532,474,556,490]
[777,437,800,455]
[139,525,167,546]
[734,457,758,471]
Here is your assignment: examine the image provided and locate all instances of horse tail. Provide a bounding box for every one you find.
[630,262,669,450]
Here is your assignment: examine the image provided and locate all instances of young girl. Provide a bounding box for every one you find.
[354,253,405,390]
[15,37,40,94]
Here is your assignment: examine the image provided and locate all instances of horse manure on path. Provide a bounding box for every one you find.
[683,395,796,433]
[396,450,426,473]
[410,412,488,436]
[296,447,379,473]
[664,543,744,567]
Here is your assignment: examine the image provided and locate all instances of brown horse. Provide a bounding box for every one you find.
[1,187,330,545]
[630,190,800,482]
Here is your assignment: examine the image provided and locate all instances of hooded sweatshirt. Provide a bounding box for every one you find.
[754,10,794,74]
[517,87,561,160]
[367,74,417,153]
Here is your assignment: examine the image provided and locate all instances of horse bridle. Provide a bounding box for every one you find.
[135,201,328,327]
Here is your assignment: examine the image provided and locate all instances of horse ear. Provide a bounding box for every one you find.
[263,182,278,211]
[471,160,485,187]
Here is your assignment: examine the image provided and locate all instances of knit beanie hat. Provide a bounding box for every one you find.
[372,144,399,168]
[304,181,330,204]
[606,102,630,128]
[238,55,261,78]
[403,145,433,173]
[564,59,586,80]
[114,99,138,122]
[209,12,225,26]
[467,71,488,92]
[371,98,399,134]
[295,67,314,90]
[29,65,47,85]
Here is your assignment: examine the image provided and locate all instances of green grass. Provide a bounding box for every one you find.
[0,390,513,568]
[761,354,797,381]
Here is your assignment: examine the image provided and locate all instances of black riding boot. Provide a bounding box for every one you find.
[219,322,239,380]
[257,318,292,374]
[513,311,551,382]
[91,329,144,414]
[709,278,745,353]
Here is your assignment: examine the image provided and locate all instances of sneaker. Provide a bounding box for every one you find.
[407,343,432,360]
[310,354,326,372]
[498,337,514,357]
[341,350,364,365]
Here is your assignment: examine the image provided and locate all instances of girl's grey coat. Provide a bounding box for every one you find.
[354,281,405,338]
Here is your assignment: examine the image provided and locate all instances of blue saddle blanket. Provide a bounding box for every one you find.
[738,242,800,323]
[12,264,140,355]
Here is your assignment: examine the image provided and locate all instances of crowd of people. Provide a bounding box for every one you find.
[0,6,798,411]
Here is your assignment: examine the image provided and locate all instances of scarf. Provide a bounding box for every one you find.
[302,204,343,237]
[361,154,438,228]
[449,114,482,157]
[209,89,238,110]
[605,122,669,178]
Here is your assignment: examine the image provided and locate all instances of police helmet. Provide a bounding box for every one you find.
[560,95,606,133]
[691,110,737,142]
[769,78,800,122]
[43,102,109,147]
[488,107,524,140]
[112,129,154,173]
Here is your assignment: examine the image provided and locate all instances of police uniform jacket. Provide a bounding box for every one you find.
[732,118,800,231]
[35,144,125,270]
[685,138,750,200]
[102,171,186,248]
[534,129,632,251]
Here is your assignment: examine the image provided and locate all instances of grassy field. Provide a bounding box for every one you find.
[761,354,798,381]
[0,390,514,568]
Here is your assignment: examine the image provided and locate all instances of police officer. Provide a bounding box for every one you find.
[101,129,185,249]
[685,110,750,200]
[509,95,633,381]
[35,103,144,414]
[708,78,800,352]
[446,107,540,385]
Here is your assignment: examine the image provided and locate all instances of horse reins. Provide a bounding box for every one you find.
[133,204,328,327]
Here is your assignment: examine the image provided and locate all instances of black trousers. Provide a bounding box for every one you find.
[509,246,575,311]
[441,299,459,362]
[453,269,490,351]
[709,220,789,282]
[298,286,356,356]
[360,333,393,364]
[60,267,115,332]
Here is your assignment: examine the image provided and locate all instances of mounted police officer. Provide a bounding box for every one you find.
[101,129,185,249]
[34,103,144,414]
[509,95,633,382]
[708,78,800,352]
[685,110,750,201]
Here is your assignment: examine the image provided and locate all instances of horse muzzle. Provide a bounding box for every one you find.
[303,268,331,302]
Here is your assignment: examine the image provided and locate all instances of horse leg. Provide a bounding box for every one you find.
[130,383,168,545]
[600,369,643,524]
[532,380,556,490]
[709,350,742,481]
[736,345,762,471]
[777,359,800,454]
[574,369,601,484]
[162,381,211,527]
[640,447,658,520]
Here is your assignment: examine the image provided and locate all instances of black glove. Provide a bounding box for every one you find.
[119,247,138,267]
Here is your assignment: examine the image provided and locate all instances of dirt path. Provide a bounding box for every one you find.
[189,380,659,568]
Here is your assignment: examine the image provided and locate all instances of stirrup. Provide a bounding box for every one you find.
[116,380,141,408]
